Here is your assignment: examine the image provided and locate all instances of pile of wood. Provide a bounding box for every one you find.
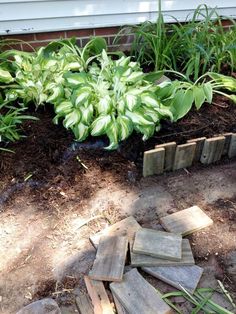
[143,132,236,177]
[76,205,213,314]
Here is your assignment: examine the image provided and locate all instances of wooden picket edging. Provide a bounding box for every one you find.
[143,133,236,177]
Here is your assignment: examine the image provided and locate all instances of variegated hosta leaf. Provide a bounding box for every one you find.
[144,108,160,123]
[141,92,160,108]
[81,103,94,124]
[63,109,81,129]
[135,124,155,141]
[97,95,112,114]
[72,122,89,141]
[117,99,125,114]
[72,87,91,107]
[105,120,119,150]
[125,71,144,83]
[124,94,139,111]
[0,69,14,84]
[55,101,73,114]
[64,72,88,86]
[47,85,64,103]
[117,115,133,141]
[115,56,131,67]
[125,110,154,126]
[91,114,112,136]
[154,106,174,121]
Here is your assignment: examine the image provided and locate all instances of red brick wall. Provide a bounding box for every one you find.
[1,27,134,52]
[1,19,233,52]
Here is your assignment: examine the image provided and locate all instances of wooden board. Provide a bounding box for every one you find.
[89,235,128,282]
[200,136,225,164]
[133,228,182,261]
[187,137,206,162]
[84,276,114,314]
[142,265,203,294]
[90,216,141,250]
[143,147,165,177]
[75,294,94,314]
[131,239,194,267]
[160,205,213,236]
[228,134,236,158]
[173,143,196,171]
[110,268,172,314]
[155,142,177,171]
[222,132,233,155]
[112,293,128,314]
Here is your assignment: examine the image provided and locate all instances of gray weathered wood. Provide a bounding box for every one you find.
[200,136,225,164]
[133,228,182,261]
[222,133,233,155]
[131,239,194,267]
[173,143,196,171]
[89,235,128,282]
[90,216,141,250]
[228,134,236,158]
[155,142,177,171]
[75,294,94,314]
[112,293,128,314]
[142,265,203,294]
[187,137,206,162]
[84,276,114,314]
[143,147,165,177]
[160,205,213,236]
[110,268,172,314]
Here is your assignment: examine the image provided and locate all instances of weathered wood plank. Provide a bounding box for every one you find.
[143,147,165,177]
[173,143,196,171]
[155,142,177,171]
[160,205,213,236]
[90,216,141,250]
[75,294,94,314]
[200,136,225,164]
[222,132,233,155]
[89,235,128,282]
[84,276,114,314]
[133,228,182,261]
[131,239,194,267]
[228,133,236,158]
[110,268,172,314]
[142,265,203,294]
[187,137,206,162]
[112,293,128,314]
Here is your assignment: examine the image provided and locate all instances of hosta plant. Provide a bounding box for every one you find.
[52,50,174,149]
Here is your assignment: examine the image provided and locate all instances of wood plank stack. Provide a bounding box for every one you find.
[143,132,236,177]
[75,205,213,314]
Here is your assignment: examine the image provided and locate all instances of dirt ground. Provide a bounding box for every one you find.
[0,101,236,313]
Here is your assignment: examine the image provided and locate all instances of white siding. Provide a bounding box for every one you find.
[1,0,236,35]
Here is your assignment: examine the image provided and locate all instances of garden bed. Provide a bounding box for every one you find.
[0,97,236,313]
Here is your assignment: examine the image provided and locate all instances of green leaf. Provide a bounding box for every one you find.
[64,72,88,86]
[117,115,133,140]
[141,92,160,108]
[125,110,154,126]
[91,114,112,136]
[144,71,164,83]
[63,109,81,129]
[135,124,155,140]
[47,85,63,103]
[155,106,174,121]
[0,69,14,84]
[72,87,91,106]
[81,104,94,124]
[55,101,73,114]
[105,120,119,150]
[97,95,112,114]
[203,82,213,103]
[72,123,89,141]
[125,94,139,111]
[193,85,206,109]
[228,95,236,104]
[171,89,194,121]
[208,72,236,92]
[126,71,144,83]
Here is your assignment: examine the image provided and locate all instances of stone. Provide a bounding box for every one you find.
[16,298,61,314]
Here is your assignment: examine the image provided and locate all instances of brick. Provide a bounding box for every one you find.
[35,31,65,41]
[66,29,94,38]
[3,33,35,41]
[21,41,50,52]
[94,27,120,36]
[1,43,22,51]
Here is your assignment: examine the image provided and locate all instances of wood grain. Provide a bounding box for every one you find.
[173,143,196,170]
[143,147,165,177]
[155,142,176,171]
[200,136,225,164]
[133,228,182,261]
[75,294,94,314]
[187,137,206,162]
[89,235,128,282]
[84,276,114,314]
[228,134,236,158]
[131,239,194,267]
[112,293,128,314]
[142,265,203,294]
[110,268,172,314]
[222,132,233,155]
[90,216,141,250]
[160,205,213,236]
